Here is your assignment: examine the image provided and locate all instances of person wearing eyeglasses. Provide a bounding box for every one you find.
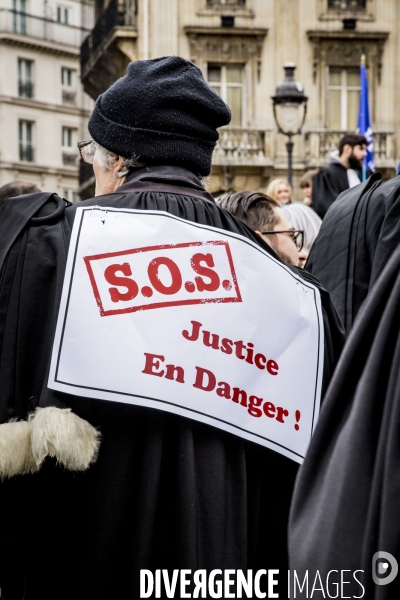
[0,57,346,600]
[218,191,307,267]
[282,202,322,257]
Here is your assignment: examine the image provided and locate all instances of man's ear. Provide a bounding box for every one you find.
[256,230,272,247]
[113,155,125,176]
[341,144,352,158]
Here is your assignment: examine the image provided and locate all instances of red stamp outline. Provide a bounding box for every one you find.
[84,240,242,317]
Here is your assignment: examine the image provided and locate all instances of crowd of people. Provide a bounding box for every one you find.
[0,56,399,599]
[0,134,368,271]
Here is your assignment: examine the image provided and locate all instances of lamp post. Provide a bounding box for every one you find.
[272,63,308,188]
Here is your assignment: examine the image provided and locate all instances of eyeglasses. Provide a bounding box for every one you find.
[261,230,304,252]
[77,139,94,164]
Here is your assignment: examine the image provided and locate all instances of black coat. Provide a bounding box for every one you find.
[289,238,400,600]
[0,166,344,600]
[312,161,349,219]
[307,174,400,332]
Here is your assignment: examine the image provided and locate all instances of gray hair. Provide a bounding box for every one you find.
[90,141,143,177]
[282,202,322,254]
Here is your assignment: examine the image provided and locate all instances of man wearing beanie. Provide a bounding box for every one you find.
[0,57,344,599]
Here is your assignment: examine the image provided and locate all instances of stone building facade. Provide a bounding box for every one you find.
[0,0,93,200]
[80,0,399,198]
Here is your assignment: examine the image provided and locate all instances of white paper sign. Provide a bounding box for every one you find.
[48,207,324,464]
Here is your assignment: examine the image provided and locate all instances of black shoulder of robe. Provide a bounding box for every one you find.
[368,174,400,285]
[306,173,382,331]
[312,162,350,219]
[306,173,400,333]
[289,238,400,600]
[0,178,344,600]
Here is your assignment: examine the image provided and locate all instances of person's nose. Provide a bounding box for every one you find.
[298,249,307,267]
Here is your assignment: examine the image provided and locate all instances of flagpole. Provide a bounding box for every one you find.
[360,55,367,182]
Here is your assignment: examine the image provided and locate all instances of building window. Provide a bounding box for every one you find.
[328,0,366,10]
[57,5,70,24]
[62,126,76,148]
[62,127,77,166]
[207,64,245,127]
[61,67,77,103]
[13,0,27,34]
[206,0,246,6]
[61,67,75,88]
[327,67,360,130]
[18,58,34,98]
[19,120,35,162]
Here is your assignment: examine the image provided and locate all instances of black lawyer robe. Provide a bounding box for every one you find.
[306,173,400,332]
[312,161,349,219]
[0,166,345,600]
[289,235,400,600]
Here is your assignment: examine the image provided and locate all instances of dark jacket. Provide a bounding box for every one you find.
[312,160,349,219]
[307,173,400,332]
[289,230,400,600]
[0,165,344,600]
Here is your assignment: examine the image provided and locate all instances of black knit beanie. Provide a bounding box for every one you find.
[88,56,231,176]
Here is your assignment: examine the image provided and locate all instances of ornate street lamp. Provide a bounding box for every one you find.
[272,63,308,187]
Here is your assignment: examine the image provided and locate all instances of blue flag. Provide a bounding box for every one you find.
[357,63,374,179]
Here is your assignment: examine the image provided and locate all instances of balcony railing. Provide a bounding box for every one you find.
[19,144,34,162]
[328,0,366,10]
[81,0,137,73]
[207,0,246,6]
[62,89,77,104]
[18,80,34,98]
[305,129,395,168]
[63,152,78,167]
[0,9,87,47]
[213,128,272,166]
